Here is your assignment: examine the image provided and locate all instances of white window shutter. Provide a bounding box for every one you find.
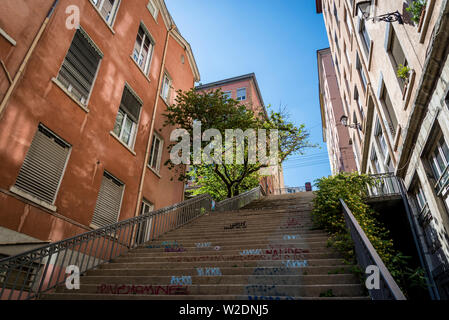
[91,172,124,228]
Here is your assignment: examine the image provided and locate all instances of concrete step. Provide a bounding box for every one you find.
[87,265,356,277]
[112,252,342,263]
[99,258,348,269]
[77,274,360,286]
[41,293,369,300]
[55,283,365,297]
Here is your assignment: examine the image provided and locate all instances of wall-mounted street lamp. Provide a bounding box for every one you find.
[356,1,403,24]
[340,115,362,130]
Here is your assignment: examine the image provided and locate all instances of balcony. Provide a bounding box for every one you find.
[366,173,402,202]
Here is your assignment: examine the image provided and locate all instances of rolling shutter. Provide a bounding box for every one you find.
[57,28,102,103]
[120,86,142,123]
[91,172,124,228]
[14,126,70,204]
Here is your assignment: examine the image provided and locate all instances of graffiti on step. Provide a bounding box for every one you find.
[169,255,261,262]
[196,267,222,276]
[146,240,184,250]
[224,221,247,230]
[245,284,289,297]
[252,267,295,276]
[195,242,212,248]
[280,217,302,229]
[240,249,262,255]
[165,247,186,252]
[170,275,192,285]
[214,246,221,251]
[248,295,295,300]
[283,234,301,240]
[96,284,189,295]
[282,260,308,268]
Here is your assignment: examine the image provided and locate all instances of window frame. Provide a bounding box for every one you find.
[55,27,103,108]
[112,84,143,150]
[161,72,173,103]
[147,0,159,20]
[89,0,121,27]
[148,133,164,174]
[11,124,72,209]
[236,88,247,101]
[132,23,155,76]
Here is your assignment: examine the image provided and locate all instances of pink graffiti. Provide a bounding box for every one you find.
[96,284,189,295]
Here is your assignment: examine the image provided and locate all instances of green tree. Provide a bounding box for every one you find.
[163,89,314,199]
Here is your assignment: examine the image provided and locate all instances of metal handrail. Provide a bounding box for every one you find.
[0,193,215,300]
[215,186,262,212]
[273,187,306,195]
[340,198,406,300]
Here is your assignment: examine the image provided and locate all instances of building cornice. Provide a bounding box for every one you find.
[155,0,201,82]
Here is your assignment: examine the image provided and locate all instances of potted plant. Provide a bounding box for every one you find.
[397,64,411,96]
[406,0,427,26]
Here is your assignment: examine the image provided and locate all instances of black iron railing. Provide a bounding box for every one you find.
[0,193,217,300]
[340,198,406,300]
[273,187,306,195]
[366,173,401,198]
[215,187,263,212]
[0,187,266,300]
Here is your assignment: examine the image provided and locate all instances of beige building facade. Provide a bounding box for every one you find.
[317,0,449,299]
[318,48,358,174]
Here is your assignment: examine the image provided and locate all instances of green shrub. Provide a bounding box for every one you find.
[397,64,411,81]
[406,0,426,24]
[312,172,427,297]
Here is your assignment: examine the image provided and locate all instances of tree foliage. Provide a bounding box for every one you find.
[163,88,314,199]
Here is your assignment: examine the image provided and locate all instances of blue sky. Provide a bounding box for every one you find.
[166,0,332,188]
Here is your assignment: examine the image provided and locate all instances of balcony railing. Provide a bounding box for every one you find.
[340,199,406,300]
[366,173,402,199]
[215,187,263,212]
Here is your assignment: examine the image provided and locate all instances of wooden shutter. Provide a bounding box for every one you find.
[57,28,102,102]
[91,172,124,228]
[14,126,70,204]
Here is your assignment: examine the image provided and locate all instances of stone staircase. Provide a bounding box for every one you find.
[41,192,368,300]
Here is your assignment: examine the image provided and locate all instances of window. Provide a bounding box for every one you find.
[132,24,154,75]
[237,88,246,101]
[345,8,352,35]
[359,16,371,54]
[13,125,71,205]
[90,0,120,26]
[378,80,398,138]
[56,28,102,105]
[92,172,124,228]
[136,199,154,244]
[334,32,340,55]
[223,91,232,99]
[371,149,382,174]
[112,85,142,148]
[429,137,449,181]
[149,134,163,173]
[0,256,39,291]
[356,52,367,91]
[387,27,408,90]
[375,119,388,157]
[147,0,158,19]
[161,72,172,103]
[333,2,339,27]
[354,86,364,120]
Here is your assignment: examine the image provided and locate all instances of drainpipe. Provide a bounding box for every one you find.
[398,179,439,300]
[134,24,175,217]
[0,0,59,118]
